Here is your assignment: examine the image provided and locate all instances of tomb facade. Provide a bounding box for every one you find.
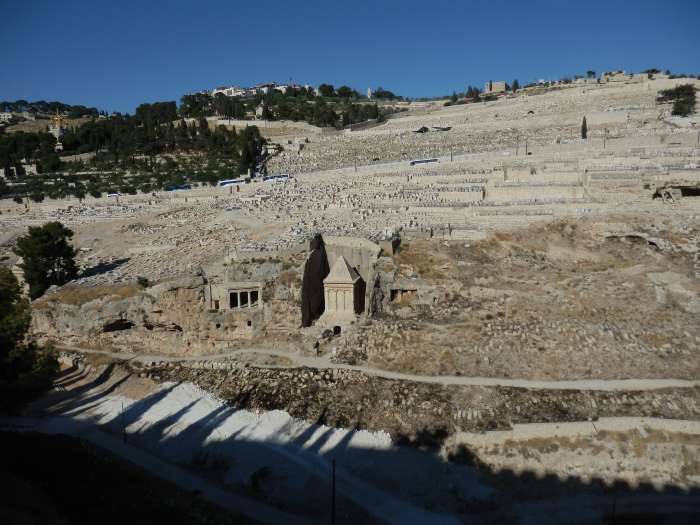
[321,256,363,325]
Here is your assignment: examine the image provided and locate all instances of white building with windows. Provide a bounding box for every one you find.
[212,86,247,98]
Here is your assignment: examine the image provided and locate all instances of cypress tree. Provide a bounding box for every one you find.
[581,116,588,139]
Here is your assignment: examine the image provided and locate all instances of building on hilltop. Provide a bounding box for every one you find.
[254,83,276,95]
[212,82,318,99]
[212,85,247,98]
[483,80,507,95]
[601,70,628,83]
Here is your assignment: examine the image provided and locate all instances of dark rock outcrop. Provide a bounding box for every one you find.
[301,234,330,327]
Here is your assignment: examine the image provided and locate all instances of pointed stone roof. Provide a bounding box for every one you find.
[324,256,360,285]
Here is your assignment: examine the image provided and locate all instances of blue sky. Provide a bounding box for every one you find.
[2,0,699,113]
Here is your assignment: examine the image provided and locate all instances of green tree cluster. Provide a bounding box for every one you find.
[1,85,405,201]
[657,84,697,117]
[0,131,58,173]
[0,99,98,118]
[182,84,399,127]
[465,86,481,99]
[0,267,58,413]
[317,84,335,97]
[213,93,246,120]
[340,103,380,127]
[372,87,401,100]
[336,85,360,98]
[179,93,214,118]
[134,101,178,127]
[58,113,264,172]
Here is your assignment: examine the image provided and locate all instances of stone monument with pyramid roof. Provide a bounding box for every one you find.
[321,255,361,324]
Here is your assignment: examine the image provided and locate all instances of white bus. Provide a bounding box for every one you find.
[217,178,245,187]
[262,174,290,183]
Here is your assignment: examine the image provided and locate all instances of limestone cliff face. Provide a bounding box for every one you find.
[32,294,154,337]
[31,276,213,354]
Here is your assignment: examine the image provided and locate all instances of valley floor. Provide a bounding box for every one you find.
[5,357,699,524]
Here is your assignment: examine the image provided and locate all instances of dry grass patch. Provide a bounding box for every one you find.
[597,428,700,450]
[394,241,454,280]
[574,258,635,272]
[278,270,300,286]
[368,328,460,375]
[506,436,607,456]
[493,231,513,242]
[34,284,142,308]
[239,353,296,367]
[82,352,121,368]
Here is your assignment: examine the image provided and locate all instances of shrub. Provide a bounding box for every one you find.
[657,84,697,117]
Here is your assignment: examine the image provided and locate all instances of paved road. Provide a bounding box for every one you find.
[59,345,700,392]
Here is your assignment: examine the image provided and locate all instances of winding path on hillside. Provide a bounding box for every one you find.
[58,345,700,392]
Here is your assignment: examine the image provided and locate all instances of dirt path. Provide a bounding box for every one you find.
[453,417,700,447]
[59,345,700,392]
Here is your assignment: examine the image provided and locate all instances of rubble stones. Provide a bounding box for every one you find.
[145,361,700,439]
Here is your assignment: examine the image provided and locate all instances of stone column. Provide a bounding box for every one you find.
[230,291,239,309]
